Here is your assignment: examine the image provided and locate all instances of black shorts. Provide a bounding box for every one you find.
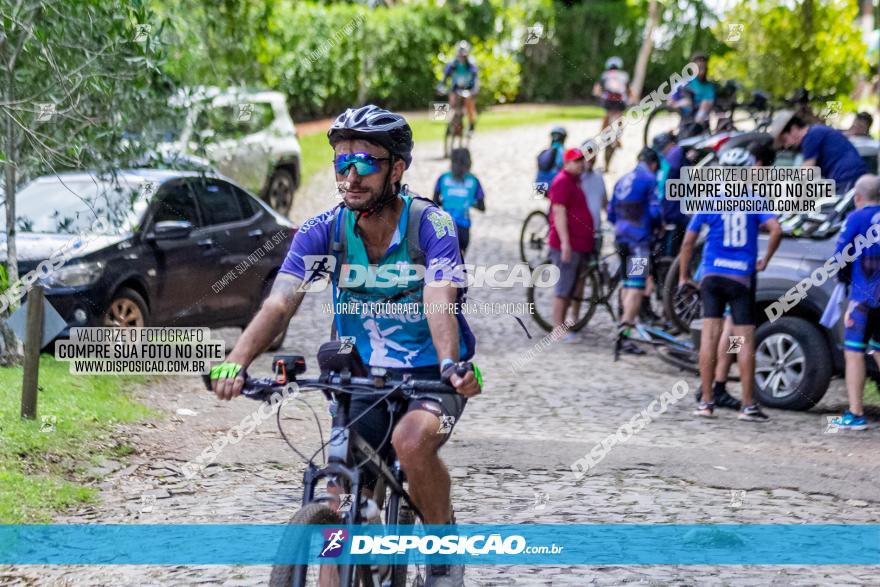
[617,242,650,290]
[701,275,756,325]
[603,99,627,112]
[456,225,470,252]
[349,365,466,487]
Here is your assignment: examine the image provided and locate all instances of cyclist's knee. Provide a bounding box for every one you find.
[392,412,442,463]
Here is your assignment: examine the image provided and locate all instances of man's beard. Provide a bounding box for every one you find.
[343,185,390,212]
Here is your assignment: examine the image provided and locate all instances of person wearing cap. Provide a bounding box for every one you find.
[608,147,661,356]
[548,148,594,340]
[770,109,867,194]
[211,105,480,587]
[440,40,479,137]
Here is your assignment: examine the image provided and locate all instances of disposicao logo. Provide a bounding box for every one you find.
[319,528,348,558]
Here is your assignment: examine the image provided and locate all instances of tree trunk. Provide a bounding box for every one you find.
[631,0,660,100]
[2,57,23,365]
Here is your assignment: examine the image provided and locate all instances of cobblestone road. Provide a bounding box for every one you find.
[3,119,879,586]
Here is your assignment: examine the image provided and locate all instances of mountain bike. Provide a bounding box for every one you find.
[440,88,470,158]
[519,209,550,269]
[206,346,466,587]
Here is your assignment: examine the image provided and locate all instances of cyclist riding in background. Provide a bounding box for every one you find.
[535,126,567,193]
[652,132,689,258]
[593,56,631,169]
[670,52,715,137]
[433,147,486,256]
[211,105,481,587]
[608,147,661,356]
[441,41,479,138]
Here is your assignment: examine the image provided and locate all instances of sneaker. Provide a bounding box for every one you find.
[830,411,868,431]
[715,389,742,411]
[694,401,715,418]
[424,563,464,587]
[738,404,770,422]
[561,332,579,344]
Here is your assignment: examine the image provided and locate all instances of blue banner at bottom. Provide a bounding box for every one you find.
[1,524,878,565]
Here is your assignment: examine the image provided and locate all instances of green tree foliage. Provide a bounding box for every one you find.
[711,0,868,103]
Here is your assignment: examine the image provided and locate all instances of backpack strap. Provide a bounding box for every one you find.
[406,195,437,268]
[327,205,346,340]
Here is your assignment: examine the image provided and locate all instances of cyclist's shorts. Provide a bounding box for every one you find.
[617,243,650,290]
[457,224,470,252]
[843,302,880,353]
[348,365,466,489]
[603,98,627,112]
[701,275,756,325]
[549,248,590,298]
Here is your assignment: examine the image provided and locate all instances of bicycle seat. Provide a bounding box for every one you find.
[317,340,369,377]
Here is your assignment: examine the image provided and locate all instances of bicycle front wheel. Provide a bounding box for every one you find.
[270,502,346,587]
[519,210,549,268]
[526,261,599,333]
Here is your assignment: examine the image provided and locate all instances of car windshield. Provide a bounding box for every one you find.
[0,176,149,235]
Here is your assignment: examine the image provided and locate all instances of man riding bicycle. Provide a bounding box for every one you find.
[211,105,481,587]
[440,41,479,138]
[592,56,632,169]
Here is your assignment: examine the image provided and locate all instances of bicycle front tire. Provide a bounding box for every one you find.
[526,262,599,333]
[270,502,345,587]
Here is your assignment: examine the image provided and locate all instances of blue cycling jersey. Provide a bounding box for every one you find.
[835,205,880,308]
[688,211,775,282]
[608,163,660,246]
[433,172,485,228]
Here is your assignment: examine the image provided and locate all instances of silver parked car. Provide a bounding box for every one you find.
[165,87,302,215]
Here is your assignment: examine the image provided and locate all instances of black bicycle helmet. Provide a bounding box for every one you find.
[638,146,660,166]
[550,126,567,141]
[651,132,676,153]
[328,105,414,169]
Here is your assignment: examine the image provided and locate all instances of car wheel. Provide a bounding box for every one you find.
[103,287,149,327]
[754,317,832,411]
[266,168,296,216]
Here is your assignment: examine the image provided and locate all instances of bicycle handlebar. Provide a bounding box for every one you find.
[236,373,457,402]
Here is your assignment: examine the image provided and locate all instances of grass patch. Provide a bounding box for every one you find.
[0,356,153,523]
[298,104,603,188]
[865,379,880,407]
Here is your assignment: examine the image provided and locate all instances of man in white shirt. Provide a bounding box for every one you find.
[580,156,607,254]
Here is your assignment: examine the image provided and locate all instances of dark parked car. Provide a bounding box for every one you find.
[0,169,297,349]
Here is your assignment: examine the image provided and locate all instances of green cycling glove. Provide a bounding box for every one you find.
[210,362,244,381]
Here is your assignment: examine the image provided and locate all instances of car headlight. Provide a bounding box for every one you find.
[41,261,105,287]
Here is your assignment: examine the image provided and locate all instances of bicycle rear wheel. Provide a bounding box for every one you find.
[519,210,550,268]
[526,261,599,333]
[270,502,345,587]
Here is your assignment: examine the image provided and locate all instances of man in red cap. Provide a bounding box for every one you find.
[547,148,594,339]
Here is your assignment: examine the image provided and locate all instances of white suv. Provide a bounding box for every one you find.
[167,88,302,215]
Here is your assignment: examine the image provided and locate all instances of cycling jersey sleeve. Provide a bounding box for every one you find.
[474,178,485,209]
[278,208,335,280]
[687,213,707,233]
[607,196,617,225]
[835,215,860,257]
[419,207,466,286]
[801,127,822,162]
[442,61,454,82]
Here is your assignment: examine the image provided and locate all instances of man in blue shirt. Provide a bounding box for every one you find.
[678,185,783,421]
[653,132,688,257]
[830,174,880,430]
[433,147,485,254]
[670,53,715,136]
[441,41,479,137]
[608,147,660,355]
[771,111,867,194]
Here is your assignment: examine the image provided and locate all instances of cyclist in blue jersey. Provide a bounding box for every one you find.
[653,132,689,257]
[830,175,880,431]
[535,127,567,191]
[770,110,868,194]
[211,105,480,586]
[433,147,486,254]
[677,160,783,421]
[440,41,479,138]
[608,147,661,355]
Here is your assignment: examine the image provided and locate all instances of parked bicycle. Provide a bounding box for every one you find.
[204,346,468,587]
[519,208,550,269]
[438,87,471,158]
